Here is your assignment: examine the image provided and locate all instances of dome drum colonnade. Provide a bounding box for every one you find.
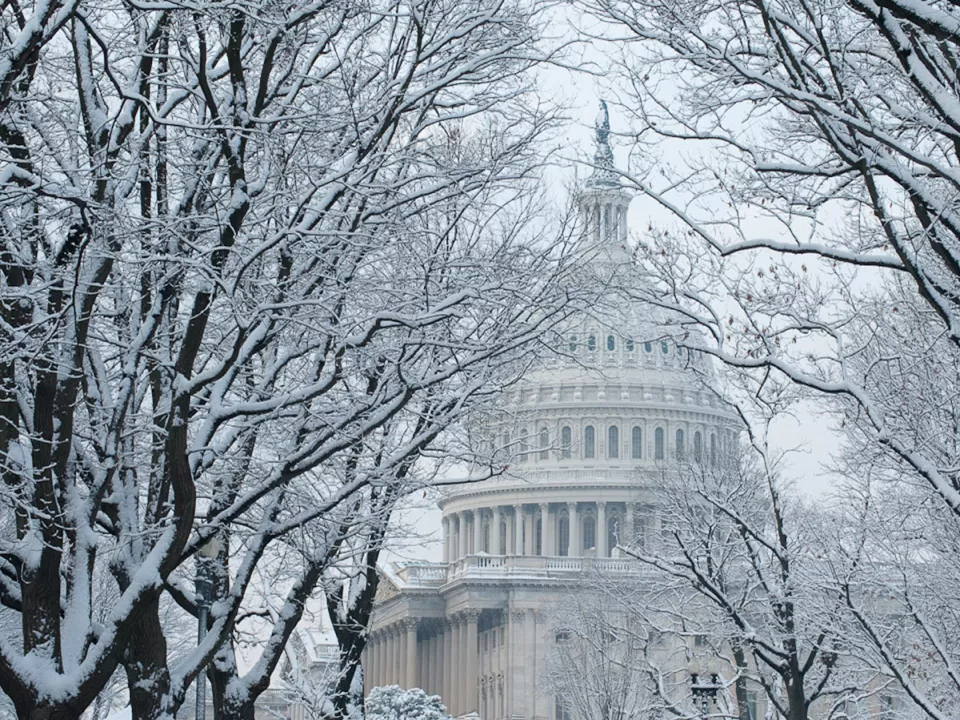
[440,500,641,561]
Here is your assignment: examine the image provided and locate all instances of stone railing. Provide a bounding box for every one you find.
[396,554,643,587]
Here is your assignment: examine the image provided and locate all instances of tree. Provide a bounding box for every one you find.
[576,0,960,716]
[0,1,590,718]
[612,424,868,720]
[364,685,449,720]
[542,587,655,720]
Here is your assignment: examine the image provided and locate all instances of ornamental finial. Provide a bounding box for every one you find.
[588,99,618,188]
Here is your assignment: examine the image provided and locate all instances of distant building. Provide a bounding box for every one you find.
[365,105,741,719]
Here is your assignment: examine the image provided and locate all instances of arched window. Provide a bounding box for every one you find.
[711,434,718,466]
[631,426,642,459]
[644,341,653,353]
[539,426,549,460]
[654,427,665,460]
[583,515,596,551]
[560,426,572,459]
[558,515,570,556]
[519,427,529,462]
[502,431,510,453]
[584,425,596,459]
[607,516,619,556]
[607,334,615,351]
[587,335,597,352]
[676,429,685,460]
[608,425,619,459]
[694,431,703,462]
[661,341,669,355]
[626,338,635,353]
[568,334,577,352]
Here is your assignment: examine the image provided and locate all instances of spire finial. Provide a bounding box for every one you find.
[588,99,618,188]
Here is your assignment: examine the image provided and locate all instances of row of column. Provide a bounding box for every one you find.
[365,612,481,717]
[442,501,640,560]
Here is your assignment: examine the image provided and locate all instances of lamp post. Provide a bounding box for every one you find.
[690,673,720,720]
[195,536,221,720]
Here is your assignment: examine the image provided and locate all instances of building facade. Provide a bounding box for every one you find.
[364,106,740,719]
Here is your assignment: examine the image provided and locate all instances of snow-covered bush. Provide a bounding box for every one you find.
[365,686,449,720]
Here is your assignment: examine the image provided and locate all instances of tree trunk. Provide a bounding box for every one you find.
[21,707,83,720]
[733,644,750,720]
[122,597,174,720]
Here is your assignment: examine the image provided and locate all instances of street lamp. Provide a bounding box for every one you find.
[690,673,720,720]
[195,535,221,720]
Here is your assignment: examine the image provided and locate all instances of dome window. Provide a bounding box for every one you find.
[560,426,572,459]
[661,341,669,355]
[608,426,619,458]
[631,426,642,459]
[569,334,578,352]
[626,338,635,352]
[644,342,653,353]
[676,429,685,460]
[654,427,665,460]
[607,334,616,351]
[587,335,597,352]
[694,431,703,462]
[584,425,596,459]
[539,426,549,460]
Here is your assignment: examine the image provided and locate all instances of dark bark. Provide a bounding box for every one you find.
[122,596,174,720]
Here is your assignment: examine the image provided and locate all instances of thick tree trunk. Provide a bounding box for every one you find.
[122,597,174,720]
[21,707,83,720]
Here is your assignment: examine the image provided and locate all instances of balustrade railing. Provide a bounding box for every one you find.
[397,554,644,587]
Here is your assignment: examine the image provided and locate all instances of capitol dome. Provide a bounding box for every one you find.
[365,103,741,720]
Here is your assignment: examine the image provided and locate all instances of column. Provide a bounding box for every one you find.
[539,503,550,556]
[528,507,536,555]
[405,620,418,689]
[442,518,449,563]
[458,512,467,560]
[473,509,483,553]
[393,627,402,685]
[598,501,608,557]
[626,502,635,547]
[443,620,454,712]
[465,611,480,714]
[492,506,502,554]
[431,631,440,695]
[454,617,465,715]
[525,608,538,718]
[506,609,526,718]
[568,502,579,556]
[399,626,408,687]
[514,505,523,555]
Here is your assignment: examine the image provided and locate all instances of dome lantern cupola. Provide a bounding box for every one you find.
[581,100,632,263]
